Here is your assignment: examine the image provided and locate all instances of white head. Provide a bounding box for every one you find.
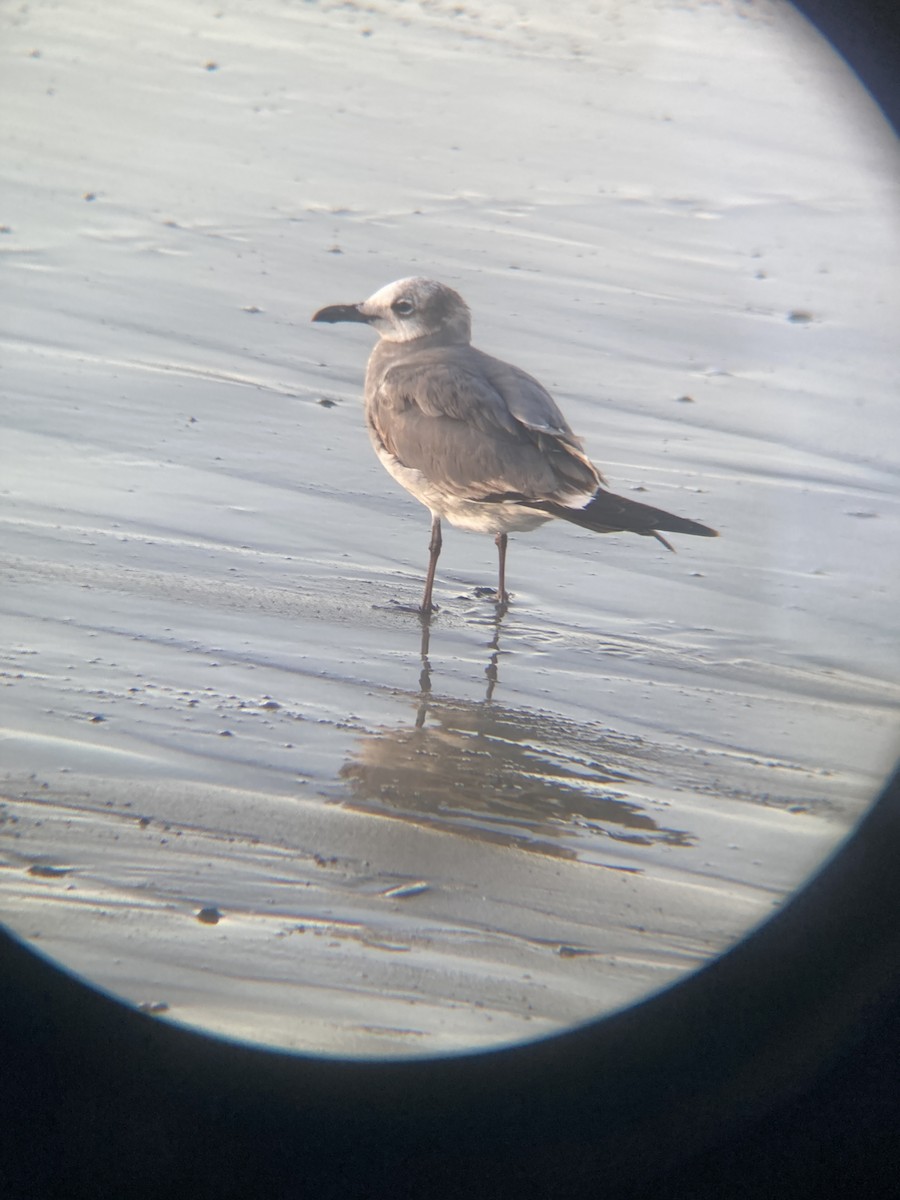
[313,277,472,345]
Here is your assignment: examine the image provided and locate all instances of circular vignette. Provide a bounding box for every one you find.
[2,2,900,1198]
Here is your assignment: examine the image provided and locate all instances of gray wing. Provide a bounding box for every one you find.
[471,349,580,440]
[368,346,599,502]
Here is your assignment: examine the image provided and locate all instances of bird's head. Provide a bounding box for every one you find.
[312,277,472,345]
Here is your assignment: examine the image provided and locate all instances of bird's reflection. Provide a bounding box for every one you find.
[340,611,692,860]
[417,606,502,723]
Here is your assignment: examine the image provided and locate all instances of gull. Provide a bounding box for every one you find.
[312,277,717,613]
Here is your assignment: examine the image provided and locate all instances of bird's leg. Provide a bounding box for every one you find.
[421,515,442,614]
[494,532,509,604]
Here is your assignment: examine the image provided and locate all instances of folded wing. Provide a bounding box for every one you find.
[369,348,599,504]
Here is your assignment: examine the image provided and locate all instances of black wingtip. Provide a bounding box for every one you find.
[533,493,719,544]
[673,519,718,539]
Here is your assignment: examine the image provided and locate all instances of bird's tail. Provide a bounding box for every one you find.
[532,490,718,552]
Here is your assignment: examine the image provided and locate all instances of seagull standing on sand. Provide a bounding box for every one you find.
[312,277,717,613]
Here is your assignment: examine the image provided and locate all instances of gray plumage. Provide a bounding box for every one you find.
[313,277,717,613]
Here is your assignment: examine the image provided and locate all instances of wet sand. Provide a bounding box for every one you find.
[2,0,899,1056]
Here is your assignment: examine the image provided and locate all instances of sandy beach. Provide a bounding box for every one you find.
[2,0,899,1056]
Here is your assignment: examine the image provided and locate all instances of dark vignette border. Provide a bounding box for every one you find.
[2,3,899,1198]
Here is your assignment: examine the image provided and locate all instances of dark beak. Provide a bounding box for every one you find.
[311,303,371,325]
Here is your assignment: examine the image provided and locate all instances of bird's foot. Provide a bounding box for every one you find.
[470,586,509,616]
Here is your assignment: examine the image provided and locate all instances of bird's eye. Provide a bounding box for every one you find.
[392,299,415,316]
